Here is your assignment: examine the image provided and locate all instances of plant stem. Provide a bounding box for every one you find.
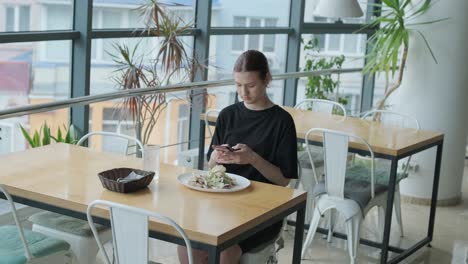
[374,43,408,120]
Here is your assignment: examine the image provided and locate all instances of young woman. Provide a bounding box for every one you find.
[178,50,298,264]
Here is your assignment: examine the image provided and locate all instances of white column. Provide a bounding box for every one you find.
[391,0,468,204]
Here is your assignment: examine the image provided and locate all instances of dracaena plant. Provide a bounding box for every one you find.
[109,0,205,145]
[361,0,447,114]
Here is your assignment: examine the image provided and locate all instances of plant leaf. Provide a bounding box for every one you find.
[415,30,438,64]
[19,125,35,148]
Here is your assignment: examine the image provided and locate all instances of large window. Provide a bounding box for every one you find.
[0,0,378,159]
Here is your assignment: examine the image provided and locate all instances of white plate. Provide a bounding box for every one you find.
[177,172,251,193]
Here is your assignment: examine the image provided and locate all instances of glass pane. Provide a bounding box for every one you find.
[327,34,341,52]
[304,0,369,23]
[89,91,190,164]
[297,34,366,116]
[90,36,193,95]
[93,1,195,29]
[211,0,291,27]
[18,6,30,31]
[46,4,73,30]
[0,41,71,154]
[248,35,260,50]
[5,7,15,32]
[2,2,73,32]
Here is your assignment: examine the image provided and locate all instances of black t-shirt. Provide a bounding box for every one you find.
[206,102,298,253]
[207,102,298,183]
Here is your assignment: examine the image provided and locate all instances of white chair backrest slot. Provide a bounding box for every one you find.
[204,109,221,138]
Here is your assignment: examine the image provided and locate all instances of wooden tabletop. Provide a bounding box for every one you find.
[202,106,444,157]
[0,143,306,246]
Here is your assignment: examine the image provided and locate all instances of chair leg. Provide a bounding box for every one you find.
[301,207,321,259]
[394,184,404,237]
[377,206,386,242]
[346,215,361,264]
[327,209,335,243]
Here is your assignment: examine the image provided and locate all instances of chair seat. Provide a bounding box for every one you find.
[312,179,388,212]
[346,163,407,185]
[29,211,108,237]
[0,225,70,264]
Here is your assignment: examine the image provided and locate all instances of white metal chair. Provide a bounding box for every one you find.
[204,109,221,138]
[294,99,347,229]
[301,128,389,264]
[0,184,72,264]
[294,98,347,117]
[350,109,421,237]
[86,200,194,264]
[29,132,145,264]
[77,131,145,158]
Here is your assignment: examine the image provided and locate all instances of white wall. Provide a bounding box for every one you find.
[391,0,468,203]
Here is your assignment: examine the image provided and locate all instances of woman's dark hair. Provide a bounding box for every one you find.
[233,50,271,81]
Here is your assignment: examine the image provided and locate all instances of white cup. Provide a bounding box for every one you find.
[143,144,160,181]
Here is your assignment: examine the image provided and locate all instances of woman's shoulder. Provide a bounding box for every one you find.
[273,105,295,124]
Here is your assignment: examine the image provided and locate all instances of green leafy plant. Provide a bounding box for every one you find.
[20,123,79,148]
[361,0,448,112]
[302,37,348,107]
[109,0,204,145]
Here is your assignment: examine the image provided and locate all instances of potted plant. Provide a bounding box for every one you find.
[302,37,347,110]
[19,123,79,148]
[361,0,447,113]
[109,0,204,146]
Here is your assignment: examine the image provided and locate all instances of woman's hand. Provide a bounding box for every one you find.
[215,143,259,165]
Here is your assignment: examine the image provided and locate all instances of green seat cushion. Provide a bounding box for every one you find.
[312,179,388,211]
[0,225,70,264]
[346,163,407,185]
[29,212,108,237]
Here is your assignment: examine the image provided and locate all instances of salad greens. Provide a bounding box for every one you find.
[190,165,236,189]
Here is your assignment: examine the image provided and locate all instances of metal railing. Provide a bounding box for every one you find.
[0,68,362,120]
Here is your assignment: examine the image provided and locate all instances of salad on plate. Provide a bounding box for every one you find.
[189,165,236,189]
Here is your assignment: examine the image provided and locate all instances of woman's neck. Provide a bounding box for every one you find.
[243,96,274,111]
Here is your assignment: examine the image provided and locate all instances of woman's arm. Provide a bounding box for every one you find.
[215,144,290,186]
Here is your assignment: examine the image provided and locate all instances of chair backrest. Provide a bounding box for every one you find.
[305,128,376,199]
[361,110,420,130]
[204,109,221,138]
[87,200,193,264]
[77,131,145,158]
[361,110,420,174]
[0,185,33,261]
[294,99,347,117]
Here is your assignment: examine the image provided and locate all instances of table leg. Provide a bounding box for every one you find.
[207,245,220,264]
[198,120,206,170]
[293,202,306,264]
[380,157,398,263]
[427,141,443,241]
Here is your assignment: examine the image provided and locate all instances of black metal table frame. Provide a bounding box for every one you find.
[1,190,306,264]
[198,119,444,264]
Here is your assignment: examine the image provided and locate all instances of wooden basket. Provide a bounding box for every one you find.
[98,168,154,193]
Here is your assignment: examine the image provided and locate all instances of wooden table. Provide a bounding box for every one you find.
[199,106,444,264]
[0,143,307,264]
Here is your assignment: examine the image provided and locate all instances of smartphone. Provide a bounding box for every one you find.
[213,145,239,152]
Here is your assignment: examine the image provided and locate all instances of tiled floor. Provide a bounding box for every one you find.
[2,164,468,263]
